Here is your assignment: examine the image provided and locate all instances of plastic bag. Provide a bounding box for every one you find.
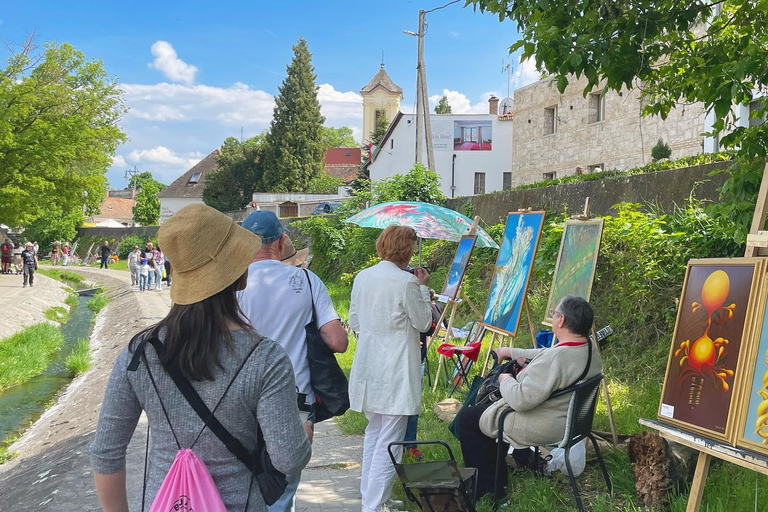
[546,441,586,477]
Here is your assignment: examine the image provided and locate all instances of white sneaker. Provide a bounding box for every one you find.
[386,500,404,509]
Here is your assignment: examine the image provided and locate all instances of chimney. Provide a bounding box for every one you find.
[488,95,499,115]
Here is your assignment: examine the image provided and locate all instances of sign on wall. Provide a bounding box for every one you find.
[454,120,493,151]
[431,119,453,150]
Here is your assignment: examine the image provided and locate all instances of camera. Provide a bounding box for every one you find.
[404,265,416,274]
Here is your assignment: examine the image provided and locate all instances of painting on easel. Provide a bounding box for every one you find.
[543,219,604,325]
[440,235,477,300]
[659,258,764,443]
[482,211,545,337]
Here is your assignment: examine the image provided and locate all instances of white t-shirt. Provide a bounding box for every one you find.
[237,259,340,403]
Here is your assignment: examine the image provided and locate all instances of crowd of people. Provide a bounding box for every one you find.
[88,204,601,512]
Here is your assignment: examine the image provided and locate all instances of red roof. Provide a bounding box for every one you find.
[324,148,361,166]
[94,196,134,222]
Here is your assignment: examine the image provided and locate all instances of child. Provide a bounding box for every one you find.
[139,258,149,292]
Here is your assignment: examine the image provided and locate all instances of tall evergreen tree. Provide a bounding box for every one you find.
[262,37,325,192]
[371,114,389,146]
[435,95,452,114]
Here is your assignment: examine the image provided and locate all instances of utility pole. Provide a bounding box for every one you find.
[411,10,435,172]
[124,166,140,226]
[413,14,424,168]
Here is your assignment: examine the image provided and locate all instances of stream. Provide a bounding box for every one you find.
[0,293,95,441]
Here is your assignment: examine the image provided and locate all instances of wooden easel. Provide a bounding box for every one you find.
[478,297,539,377]
[642,163,768,512]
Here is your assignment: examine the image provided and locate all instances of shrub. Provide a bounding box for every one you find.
[116,235,146,259]
[651,138,672,161]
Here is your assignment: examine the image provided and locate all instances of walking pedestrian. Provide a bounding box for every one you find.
[153,246,164,291]
[52,241,60,265]
[1,238,12,274]
[142,242,156,289]
[13,243,22,274]
[164,259,172,287]
[99,240,111,269]
[91,204,312,512]
[62,242,70,266]
[238,210,348,512]
[21,242,38,288]
[139,258,149,291]
[128,245,141,286]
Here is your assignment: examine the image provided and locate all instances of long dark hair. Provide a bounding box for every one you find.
[129,271,253,381]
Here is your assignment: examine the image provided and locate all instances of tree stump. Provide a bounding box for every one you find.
[627,431,697,509]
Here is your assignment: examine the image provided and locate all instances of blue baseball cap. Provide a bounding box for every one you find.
[242,210,284,243]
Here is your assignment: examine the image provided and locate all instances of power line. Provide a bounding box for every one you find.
[425,0,462,14]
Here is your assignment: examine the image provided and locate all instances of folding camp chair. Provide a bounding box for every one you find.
[437,341,482,397]
[388,441,478,512]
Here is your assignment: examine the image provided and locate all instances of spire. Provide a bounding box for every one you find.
[381,51,385,69]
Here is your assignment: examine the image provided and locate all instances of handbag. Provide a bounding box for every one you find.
[475,353,530,406]
[303,269,350,422]
[128,335,288,507]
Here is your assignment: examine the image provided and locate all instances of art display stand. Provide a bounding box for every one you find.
[642,163,768,511]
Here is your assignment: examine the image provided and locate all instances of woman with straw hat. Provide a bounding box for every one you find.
[90,204,312,512]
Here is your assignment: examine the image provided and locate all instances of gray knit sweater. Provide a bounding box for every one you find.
[90,329,312,512]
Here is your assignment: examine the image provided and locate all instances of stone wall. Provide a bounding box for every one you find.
[446,161,730,225]
[511,75,707,187]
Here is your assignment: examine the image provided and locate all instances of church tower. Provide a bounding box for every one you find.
[360,62,403,143]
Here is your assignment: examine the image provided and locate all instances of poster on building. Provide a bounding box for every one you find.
[454,120,492,151]
[431,119,453,150]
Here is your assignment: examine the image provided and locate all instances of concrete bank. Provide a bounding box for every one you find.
[0,271,69,340]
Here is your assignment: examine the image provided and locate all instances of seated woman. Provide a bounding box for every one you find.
[459,295,603,497]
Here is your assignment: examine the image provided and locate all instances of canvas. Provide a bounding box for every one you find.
[737,276,768,454]
[659,258,763,443]
[440,235,477,300]
[482,211,545,336]
[543,219,604,325]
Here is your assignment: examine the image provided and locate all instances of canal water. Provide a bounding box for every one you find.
[0,294,95,441]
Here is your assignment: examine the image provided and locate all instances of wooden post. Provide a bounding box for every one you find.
[592,325,619,446]
[481,331,499,376]
[461,290,484,319]
[686,453,712,512]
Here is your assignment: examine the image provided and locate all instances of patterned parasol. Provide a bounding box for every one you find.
[344,202,499,249]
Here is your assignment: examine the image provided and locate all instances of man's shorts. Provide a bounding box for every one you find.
[1,256,10,264]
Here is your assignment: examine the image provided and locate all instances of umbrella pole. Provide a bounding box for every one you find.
[418,237,422,266]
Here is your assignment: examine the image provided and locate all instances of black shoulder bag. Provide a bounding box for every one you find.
[128,335,288,507]
[303,269,350,423]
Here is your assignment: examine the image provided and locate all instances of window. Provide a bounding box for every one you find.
[543,171,556,181]
[374,109,385,124]
[474,172,486,195]
[503,172,512,190]
[587,163,604,173]
[345,151,351,157]
[543,106,557,135]
[588,92,605,124]
[188,172,201,184]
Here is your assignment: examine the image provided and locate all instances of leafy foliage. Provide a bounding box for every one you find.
[371,113,389,146]
[306,173,344,194]
[372,163,446,205]
[128,171,165,192]
[651,138,672,161]
[204,135,264,211]
[262,38,325,192]
[0,40,126,228]
[23,206,82,251]
[321,125,357,148]
[434,95,452,114]
[116,235,146,259]
[130,171,165,226]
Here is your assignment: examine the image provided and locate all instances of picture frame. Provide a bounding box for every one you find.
[482,211,545,337]
[440,235,478,301]
[658,258,765,444]
[543,218,604,326]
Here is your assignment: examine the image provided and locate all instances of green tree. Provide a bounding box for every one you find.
[262,37,325,192]
[371,114,389,146]
[0,39,126,228]
[23,206,82,251]
[203,135,265,212]
[128,171,165,192]
[434,95,452,114]
[374,163,446,205]
[133,183,161,225]
[651,139,672,161]
[321,126,357,149]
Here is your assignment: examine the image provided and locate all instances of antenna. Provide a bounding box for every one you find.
[381,51,385,68]
[502,59,513,99]
[240,126,244,142]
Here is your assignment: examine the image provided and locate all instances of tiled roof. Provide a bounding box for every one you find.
[94,196,134,222]
[157,149,220,199]
[324,147,361,166]
[360,65,403,95]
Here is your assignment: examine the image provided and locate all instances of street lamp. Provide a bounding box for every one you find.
[403,10,435,173]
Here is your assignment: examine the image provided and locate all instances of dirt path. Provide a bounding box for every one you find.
[0,267,364,512]
[0,271,69,340]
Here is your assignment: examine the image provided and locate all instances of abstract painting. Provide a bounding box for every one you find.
[440,235,477,300]
[659,258,763,443]
[737,276,768,454]
[483,212,545,337]
[543,219,604,325]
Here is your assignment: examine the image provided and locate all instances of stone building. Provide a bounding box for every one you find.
[360,64,402,143]
[510,75,707,187]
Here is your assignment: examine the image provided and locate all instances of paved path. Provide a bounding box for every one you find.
[0,266,364,512]
[0,270,69,340]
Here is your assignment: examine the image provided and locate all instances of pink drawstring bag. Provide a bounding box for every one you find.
[148,449,227,512]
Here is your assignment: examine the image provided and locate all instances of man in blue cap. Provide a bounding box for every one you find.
[238,210,348,512]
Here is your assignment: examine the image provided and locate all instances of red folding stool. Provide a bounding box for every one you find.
[437,341,482,397]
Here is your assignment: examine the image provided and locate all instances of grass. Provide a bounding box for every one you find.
[36,268,85,285]
[0,432,21,465]
[43,306,69,324]
[87,291,110,313]
[64,339,92,377]
[64,293,79,307]
[0,324,64,391]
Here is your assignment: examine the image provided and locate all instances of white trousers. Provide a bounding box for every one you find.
[361,413,408,512]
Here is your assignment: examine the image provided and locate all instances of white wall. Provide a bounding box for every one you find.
[368,113,514,198]
[159,197,205,225]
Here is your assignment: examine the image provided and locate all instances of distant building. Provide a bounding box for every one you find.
[366,97,514,198]
[324,147,361,183]
[93,189,135,227]
[361,64,403,143]
[157,149,220,224]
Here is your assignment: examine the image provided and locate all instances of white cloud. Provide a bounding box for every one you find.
[449,31,460,37]
[148,41,198,85]
[428,89,499,114]
[510,58,540,90]
[318,84,363,120]
[128,146,202,169]
[112,155,127,168]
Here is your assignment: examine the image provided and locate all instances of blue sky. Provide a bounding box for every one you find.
[1,1,537,187]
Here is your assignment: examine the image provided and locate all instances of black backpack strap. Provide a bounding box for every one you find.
[302,269,318,324]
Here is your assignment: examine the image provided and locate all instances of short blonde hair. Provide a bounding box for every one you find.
[376,225,417,265]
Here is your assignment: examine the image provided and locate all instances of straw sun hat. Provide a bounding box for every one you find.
[158,204,261,305]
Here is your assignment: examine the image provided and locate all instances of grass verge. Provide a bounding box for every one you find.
[65,339,92,377]
[43,306,69,324]
[87,289,110,313]
[64,293,79,307]
[0,432,21,465]
[36,268,85,284]
[0,324,64,391]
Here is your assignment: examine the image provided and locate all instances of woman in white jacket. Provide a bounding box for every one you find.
[348,225,432,512]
